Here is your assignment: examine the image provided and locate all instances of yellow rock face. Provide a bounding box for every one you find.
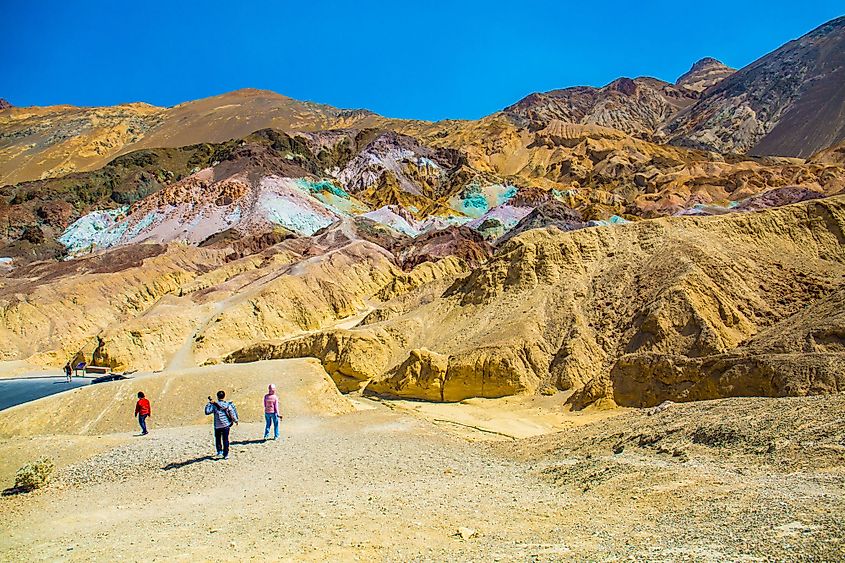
[0,245,225,366]
[227,196,845,405]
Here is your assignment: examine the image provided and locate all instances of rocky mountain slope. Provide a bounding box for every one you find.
[5,119,843,263]
[666,16,845,157]
[502,58,735,139]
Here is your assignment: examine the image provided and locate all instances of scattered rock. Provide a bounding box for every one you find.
[456,527,478,540]
[646,401,674,416]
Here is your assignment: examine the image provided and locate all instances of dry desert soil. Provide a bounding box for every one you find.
[0,359,843,562]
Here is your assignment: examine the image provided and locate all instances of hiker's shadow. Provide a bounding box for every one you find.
[161,440,267,470]
[231,439,266,446]
[162,455,216,471]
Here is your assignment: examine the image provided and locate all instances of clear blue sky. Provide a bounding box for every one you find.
[1,1,842,121]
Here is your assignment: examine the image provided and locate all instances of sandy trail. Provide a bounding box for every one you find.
[0,362,843,561]
[1,409,579,561]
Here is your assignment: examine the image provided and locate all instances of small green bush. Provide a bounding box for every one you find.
[14,458,55,492]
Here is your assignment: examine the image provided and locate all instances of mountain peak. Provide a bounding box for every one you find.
[0,98,12,110]
[690,57,725,69]
[676,58,735,93]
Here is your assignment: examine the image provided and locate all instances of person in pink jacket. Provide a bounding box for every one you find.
[263,384,281,440]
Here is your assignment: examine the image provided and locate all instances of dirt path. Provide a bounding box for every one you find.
[1,363,844,561]
[0,407,577,561]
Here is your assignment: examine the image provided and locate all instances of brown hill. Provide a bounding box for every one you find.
[501,58,735,139]
[125,89,391,152]
[666,16,845,157]
[0,89,410,186]
[503,77,697,138]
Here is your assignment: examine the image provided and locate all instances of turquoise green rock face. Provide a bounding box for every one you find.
[294,178,369,217]
[296,178,351,199]
[450,183,519,218]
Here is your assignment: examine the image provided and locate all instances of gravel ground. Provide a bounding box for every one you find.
[1,396,844,561]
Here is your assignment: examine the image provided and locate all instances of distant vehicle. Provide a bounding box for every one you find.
[91,374,128,385]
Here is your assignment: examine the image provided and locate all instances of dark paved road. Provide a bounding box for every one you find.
[0,377,92,411]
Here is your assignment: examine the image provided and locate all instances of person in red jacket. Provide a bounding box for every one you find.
[134,392,151,435]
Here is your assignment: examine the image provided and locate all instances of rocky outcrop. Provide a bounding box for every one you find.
[334,130,462,205]
[496,200,584,245]
[394,226,493,270]
[610,352,844,407]
[369,345,542,402]
[733,186,826,211]
[228,329,397,392]
[809,141,845,166]
[370,348,449,401]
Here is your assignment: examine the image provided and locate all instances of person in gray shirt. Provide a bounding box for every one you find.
[205,390,238,459]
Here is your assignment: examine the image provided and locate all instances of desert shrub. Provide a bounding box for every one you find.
[14,458,55,491]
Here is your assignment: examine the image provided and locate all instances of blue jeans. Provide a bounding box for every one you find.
[215,426,231,457]
[138,414,148,434]
[264,413,279,439]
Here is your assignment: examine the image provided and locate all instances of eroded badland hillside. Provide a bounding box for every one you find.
[1,14,844,562]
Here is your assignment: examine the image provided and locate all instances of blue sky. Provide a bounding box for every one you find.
[1,1,842,120]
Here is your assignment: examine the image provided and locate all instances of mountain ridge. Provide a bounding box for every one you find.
[3,16,844,187]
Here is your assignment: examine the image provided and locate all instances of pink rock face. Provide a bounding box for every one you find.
[467,205,533,231]
[118,172,345,245]
[734,186,825,211]
[361,206,422,237]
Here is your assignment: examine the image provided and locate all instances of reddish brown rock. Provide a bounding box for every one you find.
[395,226,493,270]
[36,201,75,229]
